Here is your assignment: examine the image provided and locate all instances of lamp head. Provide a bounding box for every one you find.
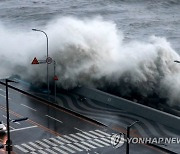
[174,60,180,63]
[32,29,38,31]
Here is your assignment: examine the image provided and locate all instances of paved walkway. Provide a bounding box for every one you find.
[53,91,180,154]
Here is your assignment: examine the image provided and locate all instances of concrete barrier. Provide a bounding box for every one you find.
[72,87,180,131]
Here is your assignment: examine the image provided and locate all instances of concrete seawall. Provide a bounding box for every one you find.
[72,87,180,131]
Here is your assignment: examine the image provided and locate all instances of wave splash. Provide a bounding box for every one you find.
[0,16,180,107]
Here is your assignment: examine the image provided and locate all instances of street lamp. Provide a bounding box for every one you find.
[5,79,14,154]
[32,29,49,97]
[126,120,140,154]
[5,79,28,153]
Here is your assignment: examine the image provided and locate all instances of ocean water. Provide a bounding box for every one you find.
[0,0,179,50]
[0,0,180,107]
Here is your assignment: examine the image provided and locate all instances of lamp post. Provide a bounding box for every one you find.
[5,79,28,153]
[32,29,49,97]
[126,120,140,154]
[5,79,13,154]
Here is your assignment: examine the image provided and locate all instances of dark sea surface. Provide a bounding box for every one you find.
[0,0,179,51]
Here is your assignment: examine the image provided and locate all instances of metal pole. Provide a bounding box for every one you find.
[46,32,49,99]
[6,79,11,154]
[126,120,139,154]
[126,126,130,154]
[32,29,49,98]
[54,61,57,102]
